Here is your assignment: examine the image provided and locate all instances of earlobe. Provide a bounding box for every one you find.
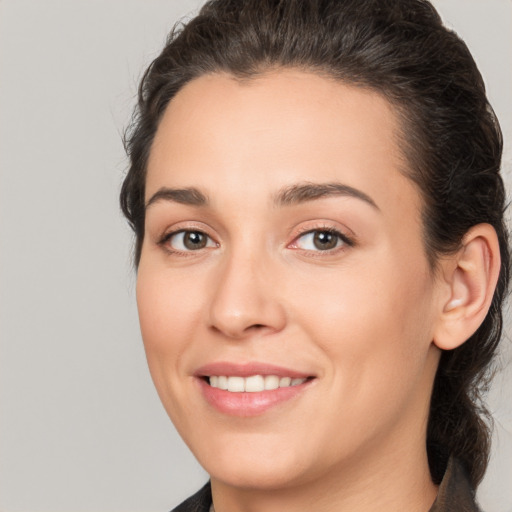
[433,224,501,351]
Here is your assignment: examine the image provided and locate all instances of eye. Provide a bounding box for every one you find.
[292,229,350,251]
[164,230,217,252]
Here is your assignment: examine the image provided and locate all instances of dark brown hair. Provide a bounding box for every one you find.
[121,0,510,488]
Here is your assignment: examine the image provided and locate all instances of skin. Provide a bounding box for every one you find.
[136,70,479,512]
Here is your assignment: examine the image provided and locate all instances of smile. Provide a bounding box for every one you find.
[208,375,308,392]
[196,363,315,416]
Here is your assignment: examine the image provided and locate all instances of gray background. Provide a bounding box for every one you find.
[0,1,510,511]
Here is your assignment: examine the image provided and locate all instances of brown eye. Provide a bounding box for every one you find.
[183,231,208,250]
[166,230,216,251]
[312,231,339,250]
[293,229,349,252]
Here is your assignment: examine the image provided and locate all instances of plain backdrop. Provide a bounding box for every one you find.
[0,1,511,511]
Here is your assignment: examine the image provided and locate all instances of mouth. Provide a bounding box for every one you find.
[195,362,316,416]
[206,375,309,392]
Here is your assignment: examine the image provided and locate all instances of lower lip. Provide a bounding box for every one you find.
[198,378,313,417]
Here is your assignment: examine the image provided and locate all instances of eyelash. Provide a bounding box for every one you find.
[290,226,355,254]
[158,228,218,255]
[157,225,355,256]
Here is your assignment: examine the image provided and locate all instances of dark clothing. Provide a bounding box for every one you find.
[172,482,211,512]
[430,458,482,512]
[171,458,481,512]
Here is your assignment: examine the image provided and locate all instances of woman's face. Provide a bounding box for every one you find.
[137,70,444,490]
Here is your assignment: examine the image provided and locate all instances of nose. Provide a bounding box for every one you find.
[208,250,287,339]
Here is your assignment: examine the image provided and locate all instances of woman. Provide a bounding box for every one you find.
[121,0,509,510]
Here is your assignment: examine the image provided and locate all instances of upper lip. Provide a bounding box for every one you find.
[194,361,314,379]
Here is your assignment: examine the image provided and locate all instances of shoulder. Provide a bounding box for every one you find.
[170,482,212,512]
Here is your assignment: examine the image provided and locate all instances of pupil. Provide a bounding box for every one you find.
[313,231,337,250]
[184,231,206,250]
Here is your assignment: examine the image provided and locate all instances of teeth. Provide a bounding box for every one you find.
[245,375,264,392]
[279,377,291,387]
[227,376,245,392]
[218,376,228,390]
[265,375,279,390]
[208,375,307,392]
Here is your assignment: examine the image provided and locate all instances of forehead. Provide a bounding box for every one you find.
[146,69,421,219]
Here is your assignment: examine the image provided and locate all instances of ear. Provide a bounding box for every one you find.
[433,223,501,351]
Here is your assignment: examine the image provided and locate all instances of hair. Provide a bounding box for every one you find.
[121,0,510,489]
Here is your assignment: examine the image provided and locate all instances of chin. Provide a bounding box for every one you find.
[205,456,309,491]
[186,429,325,491]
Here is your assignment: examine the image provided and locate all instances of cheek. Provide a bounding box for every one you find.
[288,255,436,389]
[305,262,436,443]
[136,264,204,381]
[136,264,208,424]
[137,263,203,337]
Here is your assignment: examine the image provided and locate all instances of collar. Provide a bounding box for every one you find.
[429,457,482,512]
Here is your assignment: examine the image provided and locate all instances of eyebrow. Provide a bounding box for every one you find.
[145,187,209,210]
[145,182,379,211]
[274,181,379,210]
